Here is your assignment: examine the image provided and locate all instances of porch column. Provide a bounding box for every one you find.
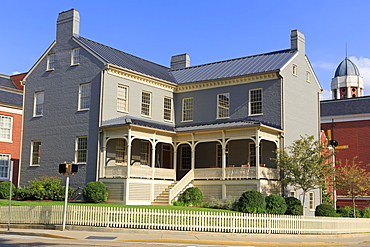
[222,145,227,180]
[102,146,107,178]
[126,129,132,179]
[256,128,261,180]
[336,88,340,99]
[151,143,156,179]
[173,148,177,173]
[191,147,195,170]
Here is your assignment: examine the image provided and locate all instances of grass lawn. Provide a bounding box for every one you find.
[0,199,236,213]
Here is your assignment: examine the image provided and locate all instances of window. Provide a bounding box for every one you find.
[217,93,230,118]
[182,97,193,122]
[140,141,150,166]
[71,48,80,65]
[0,115,12,142]
[306,71,311,82]
[141,91,151,117]
[249,89,262,115]
[115,139,126,164]
[293,64,297,76]
[31,140,41,166]
[164,97,173,121]
[216,143,229,167]
[34,91,44,117]
[290,191,296,198]
[0,154,10,179]
[76,136,87,163]
[79,83,91,110]
[117,84,128,112]
[47,54,55,70]
[249,142,262,166]
[309,192,315,210]
[180,145,191,170]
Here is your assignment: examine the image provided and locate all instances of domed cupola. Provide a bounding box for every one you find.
[331,57,364,99]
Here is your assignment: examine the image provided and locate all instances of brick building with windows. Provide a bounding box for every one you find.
[19,9,322,215]
[0,73,25,186]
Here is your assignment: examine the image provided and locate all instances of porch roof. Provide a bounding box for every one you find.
[101,115,175,132]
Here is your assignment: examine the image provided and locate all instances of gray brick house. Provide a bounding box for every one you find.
[19,9,322,215]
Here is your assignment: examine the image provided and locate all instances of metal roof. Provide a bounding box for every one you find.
[334,57,360,77]
[320,96,370,117]
[169,50,296,84]
[0,76,16,89]
[101,115,175,132]
[0,89,23,107]
[75,36,174,82]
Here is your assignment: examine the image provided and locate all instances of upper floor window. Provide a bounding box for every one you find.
[117,84,128,112]
[293,64,297,76]
[0,154,10,179]
[217,93,230,118]
[182,97,193,122]
[141,91,151,117]
[164,97,173,121]
[47,54,55,70]
[79,83,91,110]
[76,136,87,163]
[249,89,262,115]
[306,71,311,82]
[0,115,12,142]
[71,48,80,65]
[34,91,44,117]
[31,140,41,166]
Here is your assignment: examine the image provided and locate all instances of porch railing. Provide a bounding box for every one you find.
[194,167,279,180]
[104,165,175,180]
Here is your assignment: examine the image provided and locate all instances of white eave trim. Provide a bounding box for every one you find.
[321,113,370,123]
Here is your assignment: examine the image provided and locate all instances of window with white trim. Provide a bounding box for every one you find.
[0,154,10,179]
[164,97,173,121]
[115,139,126,164]
[76,136,87,163]
[309,191,315,210]
[140,140,150,166]
[217,93,230,118]
[79,83,91,110]
[141,91,151,117]
[290,191,296,198]
[182,97,193,122]
[117,84,128,112]
[249,89,262,115]
[249,142,262,166]
[216,143,229,167]
[47,54,55,70]
[306,71,311,82]
[71,48,80,65]
[31,140,41,166]
[34,91,44,117]
[180,145,191,170]
[0,115,12,142]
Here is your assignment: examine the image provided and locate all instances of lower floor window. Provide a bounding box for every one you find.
[140,141,150,166]
[0,154,10,179]
[76,136,87,163]
[31,140,41,165]
[115,139,126,164]
[309,192,315,210]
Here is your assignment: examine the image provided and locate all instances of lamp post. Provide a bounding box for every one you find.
[59,162,78,231]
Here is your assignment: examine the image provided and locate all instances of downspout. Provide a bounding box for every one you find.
[17,79,26,187]
[277,72,286,196]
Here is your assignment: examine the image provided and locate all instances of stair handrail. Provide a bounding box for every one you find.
[168,169,194,204]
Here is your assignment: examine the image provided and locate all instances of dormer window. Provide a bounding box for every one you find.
[47,54,55,70]
[71,48,80,65]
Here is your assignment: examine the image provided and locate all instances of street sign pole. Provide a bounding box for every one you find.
[62,175,70,231]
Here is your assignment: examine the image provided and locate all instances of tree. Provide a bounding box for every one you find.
[273,135,334,214]
[335,159,370,218]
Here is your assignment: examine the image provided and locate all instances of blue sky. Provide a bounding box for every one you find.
[1,0,370,100]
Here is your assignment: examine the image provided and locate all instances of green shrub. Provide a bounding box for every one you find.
[315,204,336,217]
[336,206,362,218]
[17,175,73,201]
[208,196,237,210]
[285,197,303,215]
[233,190,266,213]
[82,181,108,203]
[336,207,351,217]
[177,187,203,206]
[362,207,370,218]
[265,194,287,215]
[0,181,16,199]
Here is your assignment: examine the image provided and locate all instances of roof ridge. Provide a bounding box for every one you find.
[77,35,170,69]
[170,49,293,71]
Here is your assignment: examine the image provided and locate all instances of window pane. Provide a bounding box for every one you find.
[182,98,193,121]
[181,145,191,169]
[140,141,149,166]
[0,154,10,178]
[0,115,12,141]
[48,54,55,70]
[250,89,262,115]
[141,92,151,116]
[115,139,125,164]
[32,141,41,165]
[35,91,44,116]
[117,85,128,112]
[218,93,229,118]
[80,83,91,110]
[72,48,80,65]
[76,137,87,163]
[164,97,172,121]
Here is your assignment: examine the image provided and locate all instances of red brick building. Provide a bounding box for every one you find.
[0,73,25,187]
[321,57,370,209]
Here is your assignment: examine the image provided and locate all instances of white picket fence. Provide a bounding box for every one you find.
[1,206,370,234]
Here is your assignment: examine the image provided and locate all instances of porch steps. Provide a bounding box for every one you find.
[151,181,179,205]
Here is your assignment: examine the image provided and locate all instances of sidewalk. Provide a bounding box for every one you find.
[1,224,370,246]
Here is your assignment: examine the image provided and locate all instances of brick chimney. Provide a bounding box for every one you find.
[170,54,190,69]
[56,9,80,42]
[290,30,305,54]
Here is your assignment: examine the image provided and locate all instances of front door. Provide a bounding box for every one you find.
[162,144,172,169]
